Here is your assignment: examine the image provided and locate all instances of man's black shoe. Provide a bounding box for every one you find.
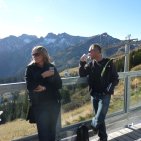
[91,125,98,135]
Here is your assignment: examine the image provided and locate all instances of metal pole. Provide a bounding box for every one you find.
[124,43,130,72]
[124,35,138,72]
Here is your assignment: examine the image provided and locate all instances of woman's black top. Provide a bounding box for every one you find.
[25,63,62,105]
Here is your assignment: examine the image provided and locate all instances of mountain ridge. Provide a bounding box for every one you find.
[0,32,131,80]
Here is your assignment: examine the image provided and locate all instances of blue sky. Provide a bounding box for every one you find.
[0,0,141,40]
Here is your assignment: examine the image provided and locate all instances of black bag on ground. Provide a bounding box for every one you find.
[76,125,89,141]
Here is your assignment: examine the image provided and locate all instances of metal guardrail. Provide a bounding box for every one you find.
[0,71,141,141]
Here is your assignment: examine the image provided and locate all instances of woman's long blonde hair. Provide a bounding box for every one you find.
[29,46,51,65]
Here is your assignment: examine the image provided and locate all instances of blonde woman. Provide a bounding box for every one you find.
[25,46,62,141]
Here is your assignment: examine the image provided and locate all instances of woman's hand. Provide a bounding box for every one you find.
[33,85,46,92]
[41,70,54,78]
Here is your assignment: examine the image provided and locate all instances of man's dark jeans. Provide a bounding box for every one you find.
[91,93,111,141]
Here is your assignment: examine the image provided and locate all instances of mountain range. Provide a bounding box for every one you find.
[0,32,138,81]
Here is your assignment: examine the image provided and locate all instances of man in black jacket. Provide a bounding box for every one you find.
[79,44,119,141]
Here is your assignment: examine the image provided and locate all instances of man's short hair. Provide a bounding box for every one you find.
[89,44,102,53]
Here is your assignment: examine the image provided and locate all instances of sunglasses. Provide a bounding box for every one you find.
[32,53,41,57]
[88,50,94,53]
[88,49,97,53]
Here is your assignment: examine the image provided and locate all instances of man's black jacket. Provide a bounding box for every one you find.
[79,58,119,95]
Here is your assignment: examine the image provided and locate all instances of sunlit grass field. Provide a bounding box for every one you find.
[60,67,79,77]
[0,119,37,141]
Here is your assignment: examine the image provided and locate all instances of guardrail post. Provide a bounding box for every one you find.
[124,74,130,113]
[0,111,3,122]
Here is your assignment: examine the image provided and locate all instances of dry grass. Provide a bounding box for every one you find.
[62,102,93,126]
[60,67,79,77]
[61,81,125,127]
[0,119,37,141]
[131,64,141,71]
